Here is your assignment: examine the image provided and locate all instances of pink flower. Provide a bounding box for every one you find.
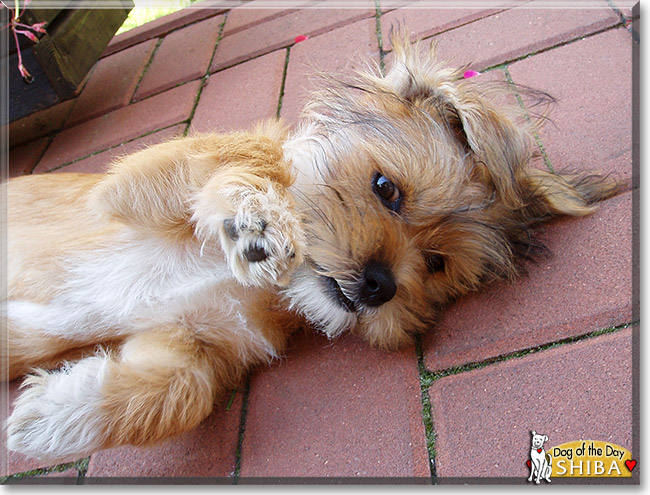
[30,21,47,33]
[18,62,31,81]
[463,70,481,79]
[294,34,309,43]
[14,28,38,43]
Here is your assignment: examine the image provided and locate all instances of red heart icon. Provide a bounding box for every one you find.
[537,448,542,453]
[625,459,637,472]
[526,460,531,468]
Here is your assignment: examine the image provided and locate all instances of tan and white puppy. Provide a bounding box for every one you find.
[2,32,617,461]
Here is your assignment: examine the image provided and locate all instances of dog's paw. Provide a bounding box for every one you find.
[221,184,305,287]
[7,359,109,462]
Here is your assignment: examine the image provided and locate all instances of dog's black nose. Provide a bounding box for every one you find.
[359,262,397,307]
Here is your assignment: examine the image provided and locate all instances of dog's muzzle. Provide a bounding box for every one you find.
[322,261,396,312]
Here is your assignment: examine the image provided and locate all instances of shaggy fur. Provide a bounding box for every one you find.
[2,32,617,461]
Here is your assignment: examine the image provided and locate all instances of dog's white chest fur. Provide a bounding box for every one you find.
[9,231,247,340]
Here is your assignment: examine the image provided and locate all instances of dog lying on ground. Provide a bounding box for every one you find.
[3,31,617,461]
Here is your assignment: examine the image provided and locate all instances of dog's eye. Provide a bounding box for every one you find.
[372,173,401,211]
[424,252,445,273]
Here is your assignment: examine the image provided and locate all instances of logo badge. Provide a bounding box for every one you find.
[527,431,635,481]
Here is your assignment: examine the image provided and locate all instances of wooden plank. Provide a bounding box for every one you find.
[22,6,66,27]
[8,47,60,122]
[31,4,133,99]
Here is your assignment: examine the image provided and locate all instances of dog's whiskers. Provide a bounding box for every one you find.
[292,188,337,236]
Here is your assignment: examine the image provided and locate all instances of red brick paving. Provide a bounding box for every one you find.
[191,49,287,133]
[103,6,225,57]
[8,99,75,148]
[412,1,620,71]
[380,1,503,50]
[4,2,637,484]
[507,27,634,189]
[210,5,376,72]
[221,0,301,37]
[430,328,634,479]
[86,393,243,479]
[239,331,430,480]
[134,15,225,101]
[66,39,158,127]
[35,80,201,172]
[8,138,49,177]
[51,125,186,175]
[280,16,380,124]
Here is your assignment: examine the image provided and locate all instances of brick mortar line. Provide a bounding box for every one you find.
[373,0,387,75]
[502,66,555,173]
[43,122,187,173]
[25,136,53,175]
[414,335,437,483]
[31,65,208,172]
[232,372,252,484]
[129,37,164,105]
[501,43,634,199]
[1,456,89,483]
[45,13,230,149]
[422,6,513,39]
[21,100,77,172]
[275,48,292,119]
[184,13,229,136]
[605,0,640,42]
[209,49,291,76]
[33,11,229,164]
[208,9,378,76]
[481,20,629,73]
[605,0,630,21]
[379,5,514,57]
[23,10,209,167]
[426,320,637,381]
[75,457,89,484]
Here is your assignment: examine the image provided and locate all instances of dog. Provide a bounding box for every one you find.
[2,31,617,462]
[528,431,552,483]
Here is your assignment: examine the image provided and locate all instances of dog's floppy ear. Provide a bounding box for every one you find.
[520,168,619,220]
[385,29,532,210]
[544,435,548,442]
[531,430,537,436]
[386,29,619,218]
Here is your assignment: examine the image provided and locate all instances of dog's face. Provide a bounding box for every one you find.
[283,32,614,349]
[531,432,548,450]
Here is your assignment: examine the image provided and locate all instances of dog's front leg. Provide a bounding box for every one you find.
[192,169,305,287]
[527,464,535,482]
[534,459,543,484]
[7,328,225,462]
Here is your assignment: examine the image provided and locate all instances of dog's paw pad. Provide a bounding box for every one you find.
[243,244,268,262]
[224,218,271,263]
[221,186,304,287]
